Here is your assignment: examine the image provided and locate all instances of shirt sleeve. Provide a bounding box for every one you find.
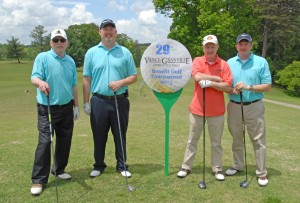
[31,53,45,81]
[222,61,233,86]
[191,57,203,77]
[260,59,272,84]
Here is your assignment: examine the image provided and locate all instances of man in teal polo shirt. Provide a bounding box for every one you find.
[83,19,137,178]
[30,29,79,195]
[225,33,272,186]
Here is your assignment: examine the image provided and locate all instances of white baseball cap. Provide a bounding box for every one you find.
[202,35,218,46]
[51,29,67,40]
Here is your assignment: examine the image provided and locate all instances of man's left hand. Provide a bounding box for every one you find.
[73,106,80,120]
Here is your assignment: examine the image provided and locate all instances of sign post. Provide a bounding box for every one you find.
[140,39,192,176]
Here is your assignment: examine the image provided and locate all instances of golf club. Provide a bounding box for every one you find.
[114,92,136,192]
[239,92,249,188]
[47,95,59,202]
[198,88,206,189]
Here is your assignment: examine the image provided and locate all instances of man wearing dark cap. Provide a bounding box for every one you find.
[225,33,272,186]
[83,19,137,178]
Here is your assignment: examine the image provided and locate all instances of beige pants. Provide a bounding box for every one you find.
[181,113,224,173]
[227,100,267,178]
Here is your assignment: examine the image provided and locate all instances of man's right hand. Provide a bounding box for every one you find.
[83,102,91,115]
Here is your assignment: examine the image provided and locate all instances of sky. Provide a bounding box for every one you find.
[0,0,173,45]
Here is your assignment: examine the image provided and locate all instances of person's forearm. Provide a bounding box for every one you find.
[83,76,91,103]
[72,86,79,106]
[193,73,222,82]
[245,84,272,92]
[211,82,231,93]
[118,74,137,86]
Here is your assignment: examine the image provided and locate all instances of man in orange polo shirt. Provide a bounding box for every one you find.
[177,35,232,181]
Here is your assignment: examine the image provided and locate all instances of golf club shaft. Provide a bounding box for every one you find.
[202,88,206,182]
[114,93,130,188]
[240,92,248,182]
[47,95,59,202]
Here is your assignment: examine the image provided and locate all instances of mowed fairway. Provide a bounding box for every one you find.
[0,61,299,203]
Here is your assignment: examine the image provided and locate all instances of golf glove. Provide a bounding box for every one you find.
[73,106,80,120]
[83,102,91,115]
[199,80,212,88]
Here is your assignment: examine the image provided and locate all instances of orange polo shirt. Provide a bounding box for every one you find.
[189,55,232,116]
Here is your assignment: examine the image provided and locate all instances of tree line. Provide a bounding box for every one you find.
[1,0,300,95]
[0,23,149,69]
[153,0,300,95]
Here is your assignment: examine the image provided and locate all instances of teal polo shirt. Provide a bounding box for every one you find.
[83,42,137,96]
[31,49,77,105]
[227,52,272,102]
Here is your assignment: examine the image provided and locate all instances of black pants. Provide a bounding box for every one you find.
[90,95,129,172]
[31,101,74,184]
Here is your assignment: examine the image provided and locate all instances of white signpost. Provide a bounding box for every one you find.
[140,39,192,175]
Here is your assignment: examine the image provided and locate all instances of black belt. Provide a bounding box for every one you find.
[93,93,127,100]
[37,100,73,108]
[230,99,261,106]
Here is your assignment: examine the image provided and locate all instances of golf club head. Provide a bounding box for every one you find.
[127,185,136,192]
[198,181,206,189]
[240,180,248,188]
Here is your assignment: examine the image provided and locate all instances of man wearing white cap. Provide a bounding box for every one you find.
[30,28,79,195]
[177,35,232,181]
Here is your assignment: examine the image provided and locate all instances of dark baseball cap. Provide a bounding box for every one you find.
[100,19,116,29]
[236,33,252,43]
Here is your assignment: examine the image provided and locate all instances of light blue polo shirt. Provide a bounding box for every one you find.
[227,52,272,102]
[31,49,77,105]
[83,42,137,96]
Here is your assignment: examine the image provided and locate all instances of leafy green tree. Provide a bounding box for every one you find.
[276,61,300,95]
[153,0,258,59]
[30,25,49,53]
[6,37,25,63]
[253,0,300,83]
[66,23,100,67]
[0,44,7,60]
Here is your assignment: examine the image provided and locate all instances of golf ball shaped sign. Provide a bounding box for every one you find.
[140,39,192,93]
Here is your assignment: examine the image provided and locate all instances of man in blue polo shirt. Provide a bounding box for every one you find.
[30,28,79,195]
[83,19,137,178]
[225,33,272,186]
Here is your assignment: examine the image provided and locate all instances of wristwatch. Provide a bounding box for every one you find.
[249,85,253,91]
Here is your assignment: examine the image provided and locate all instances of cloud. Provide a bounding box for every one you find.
[0,0,172,45]
[106,1,126,11]
[0,0,96,44]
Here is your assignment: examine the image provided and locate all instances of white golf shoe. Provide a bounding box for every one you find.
[57,173,71,180]
[258,177,268,186]
[177,169,190,178]
[120,171,132,177]
[215,171,225,181]
[30,184,43,195]
[90,170,101,177]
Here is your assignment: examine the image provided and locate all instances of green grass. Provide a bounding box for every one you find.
[0,61,299,202]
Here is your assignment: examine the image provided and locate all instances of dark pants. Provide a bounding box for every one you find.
[90,95,129,172]
[31,101,74,184]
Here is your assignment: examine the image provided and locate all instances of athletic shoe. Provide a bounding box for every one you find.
[120,171,132,177]
[258,177,268,186]
[225,167,243,176]
[57,173,71,180]
[215,171,225,181]
[31,184,43,195]
[90,170,101,177]
[177,169,190,178]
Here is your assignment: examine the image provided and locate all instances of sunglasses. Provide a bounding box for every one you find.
[52,38,67,43]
